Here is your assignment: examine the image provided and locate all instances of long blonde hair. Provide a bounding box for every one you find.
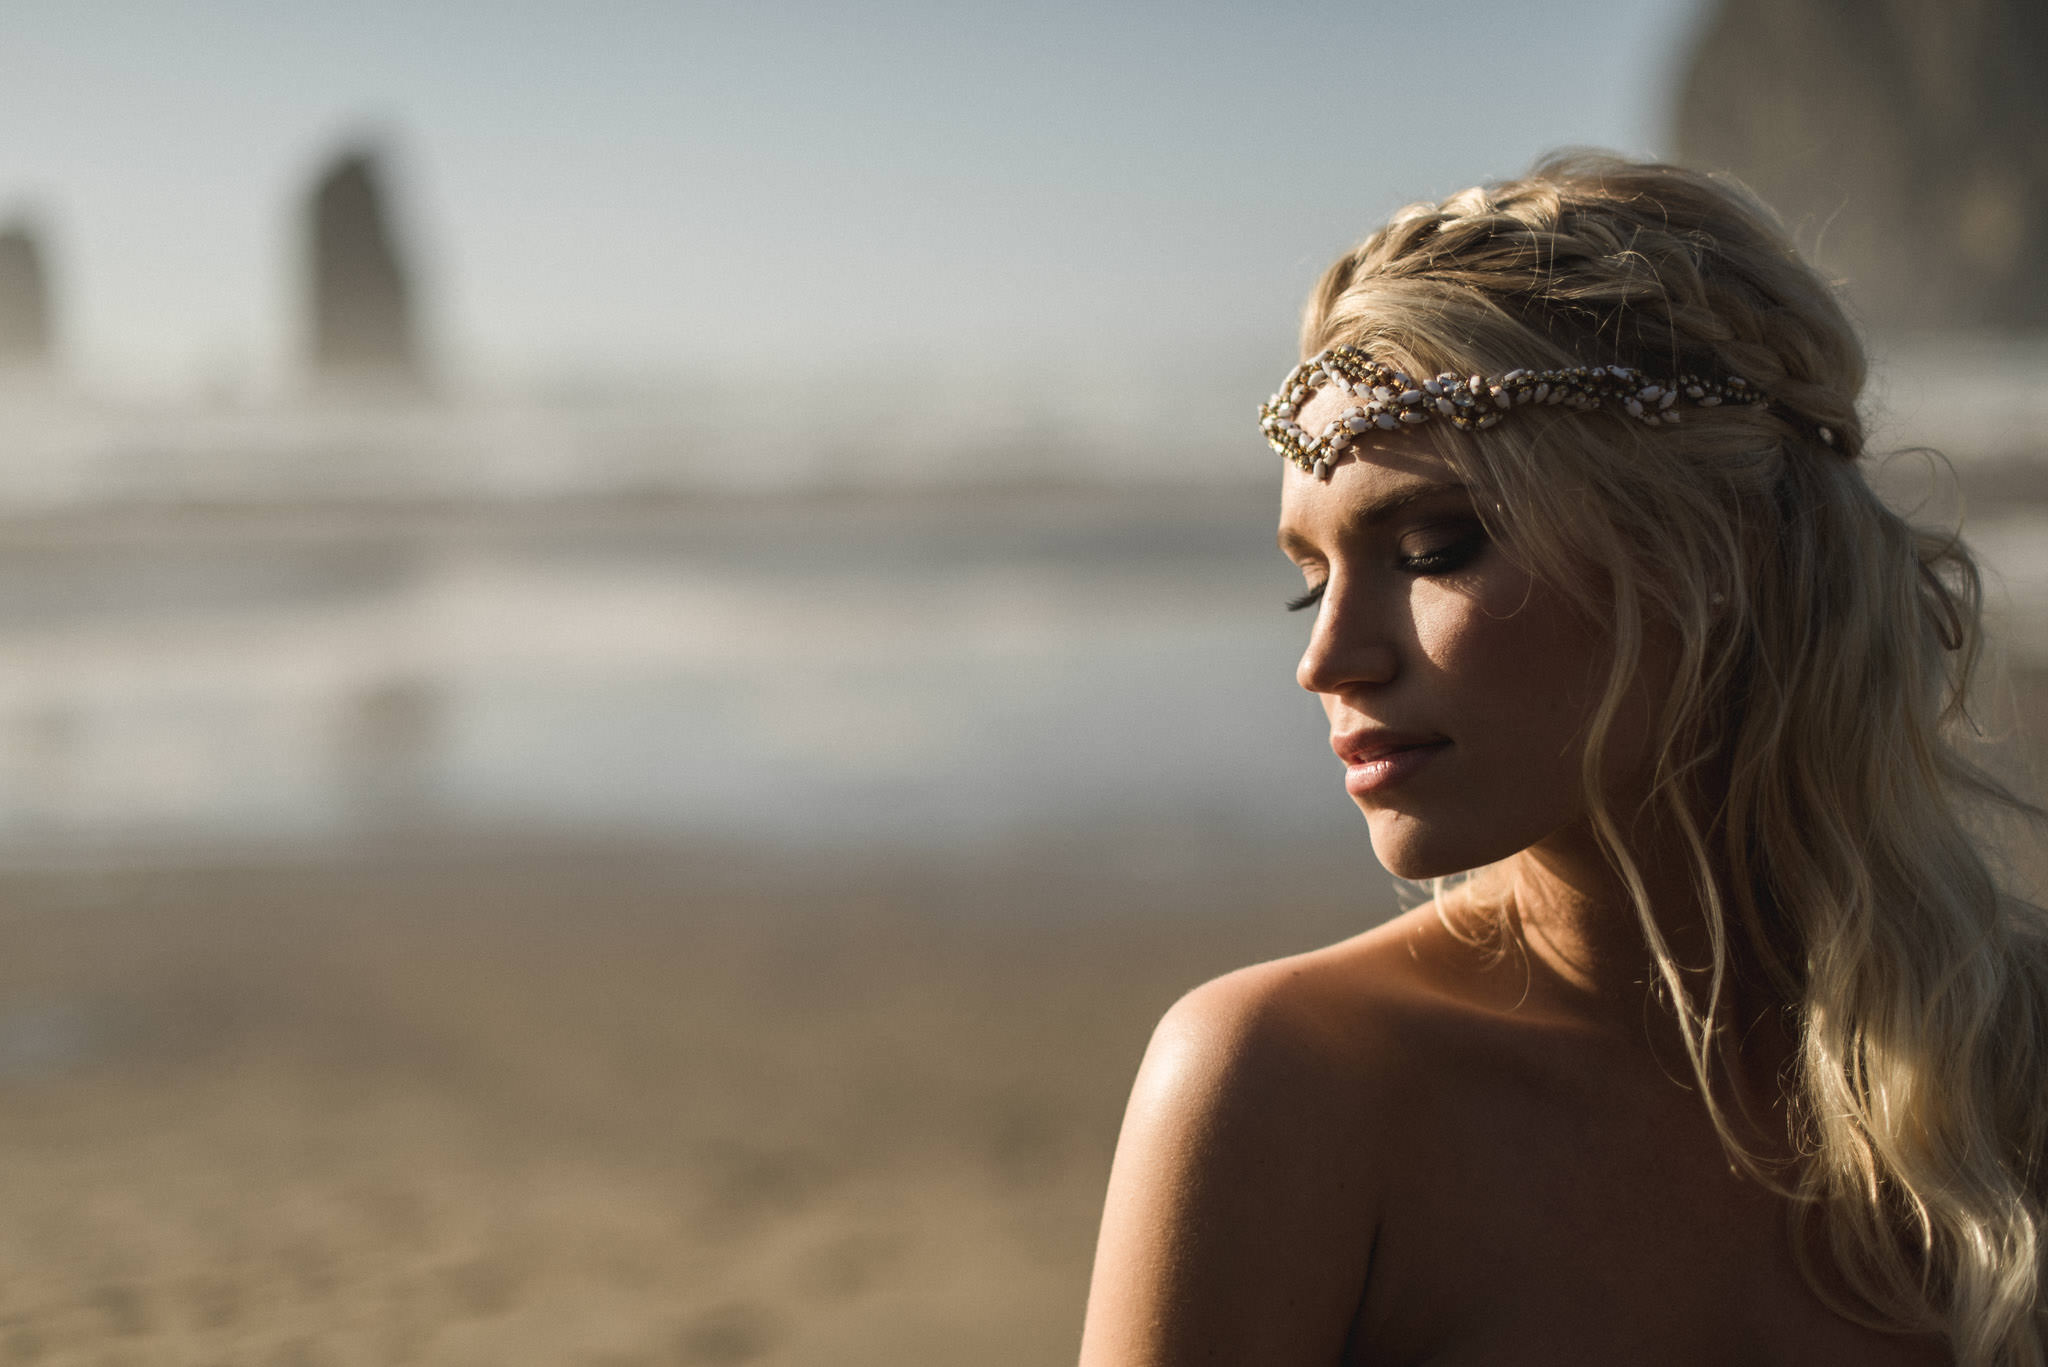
[1301,152,2048,1363]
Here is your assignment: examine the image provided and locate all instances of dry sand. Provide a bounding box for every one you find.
[0,838,1390,1366]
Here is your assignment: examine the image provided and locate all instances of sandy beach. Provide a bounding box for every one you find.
[0,837,1396,1365]
[6,716,2047,1367]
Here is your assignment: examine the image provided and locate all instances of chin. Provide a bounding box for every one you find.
[1362,807,1513,882]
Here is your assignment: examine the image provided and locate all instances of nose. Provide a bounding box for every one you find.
[1295,577,1399,696]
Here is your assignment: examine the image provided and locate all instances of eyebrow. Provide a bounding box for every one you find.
[1277,480,1471,557]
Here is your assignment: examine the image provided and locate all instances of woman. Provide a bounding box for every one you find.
[1078,154,2048,1365]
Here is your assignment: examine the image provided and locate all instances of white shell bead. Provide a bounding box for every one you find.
[1262,358,1783,471]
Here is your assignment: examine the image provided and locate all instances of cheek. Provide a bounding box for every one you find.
[1411,577,1606,753]
[1355,579,1615,879]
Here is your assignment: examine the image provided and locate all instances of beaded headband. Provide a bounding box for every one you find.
[1259,345,1787,480]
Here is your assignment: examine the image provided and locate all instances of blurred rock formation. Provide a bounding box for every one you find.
[1673,0,2048,331]
[0,220,52,367]
[304,149,424,385]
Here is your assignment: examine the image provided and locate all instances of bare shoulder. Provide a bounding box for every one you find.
[1172,899,1457,1026]
[1136,907,1447,1115]
[1078,904,1466,1366]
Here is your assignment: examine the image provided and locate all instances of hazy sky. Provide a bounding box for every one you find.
[0,1,1706,395]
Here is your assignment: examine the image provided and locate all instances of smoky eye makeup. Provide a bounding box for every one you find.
[1396,518,1489,575]
[1276,482,1485,610]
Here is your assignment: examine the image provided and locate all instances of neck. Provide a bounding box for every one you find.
[1499,830,1689,1010]
[1445,815,1800,1165]
[1470,812,1778,1048]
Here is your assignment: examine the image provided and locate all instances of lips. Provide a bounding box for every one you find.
[1332,730,1449,767]
[1332,730,1450,797]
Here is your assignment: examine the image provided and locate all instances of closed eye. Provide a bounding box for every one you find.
[1398,524,1487,576]
[1286,582,1326,612]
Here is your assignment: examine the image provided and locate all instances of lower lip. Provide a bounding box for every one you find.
[1344,743,1449,796]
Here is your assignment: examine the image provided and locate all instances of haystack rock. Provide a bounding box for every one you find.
[1673,0,2048,331]
[0,221,52,367]
[305,149,424,384]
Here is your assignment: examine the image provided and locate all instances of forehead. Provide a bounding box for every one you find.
[1276,385,1465,545]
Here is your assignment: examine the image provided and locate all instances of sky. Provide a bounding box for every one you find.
[0,0,1708,397]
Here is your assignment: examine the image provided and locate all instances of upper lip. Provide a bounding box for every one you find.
[1332,730,1449,766]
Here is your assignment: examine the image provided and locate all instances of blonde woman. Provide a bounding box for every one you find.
[1079,154,2048,1365]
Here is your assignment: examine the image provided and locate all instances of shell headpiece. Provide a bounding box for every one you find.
[1260,344,1789,480]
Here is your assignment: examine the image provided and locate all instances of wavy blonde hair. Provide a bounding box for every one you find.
[1300,152,2048,1363]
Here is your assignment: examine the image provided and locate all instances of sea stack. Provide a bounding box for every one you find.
[305,148,424,386]
[1673,0,2048,331]
[0,220,52,368]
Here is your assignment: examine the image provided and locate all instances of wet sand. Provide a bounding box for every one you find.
[0,838,1389,1365]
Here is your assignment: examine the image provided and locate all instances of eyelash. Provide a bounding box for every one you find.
[1401,530,1486,576]
[1285,529,1487,611]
